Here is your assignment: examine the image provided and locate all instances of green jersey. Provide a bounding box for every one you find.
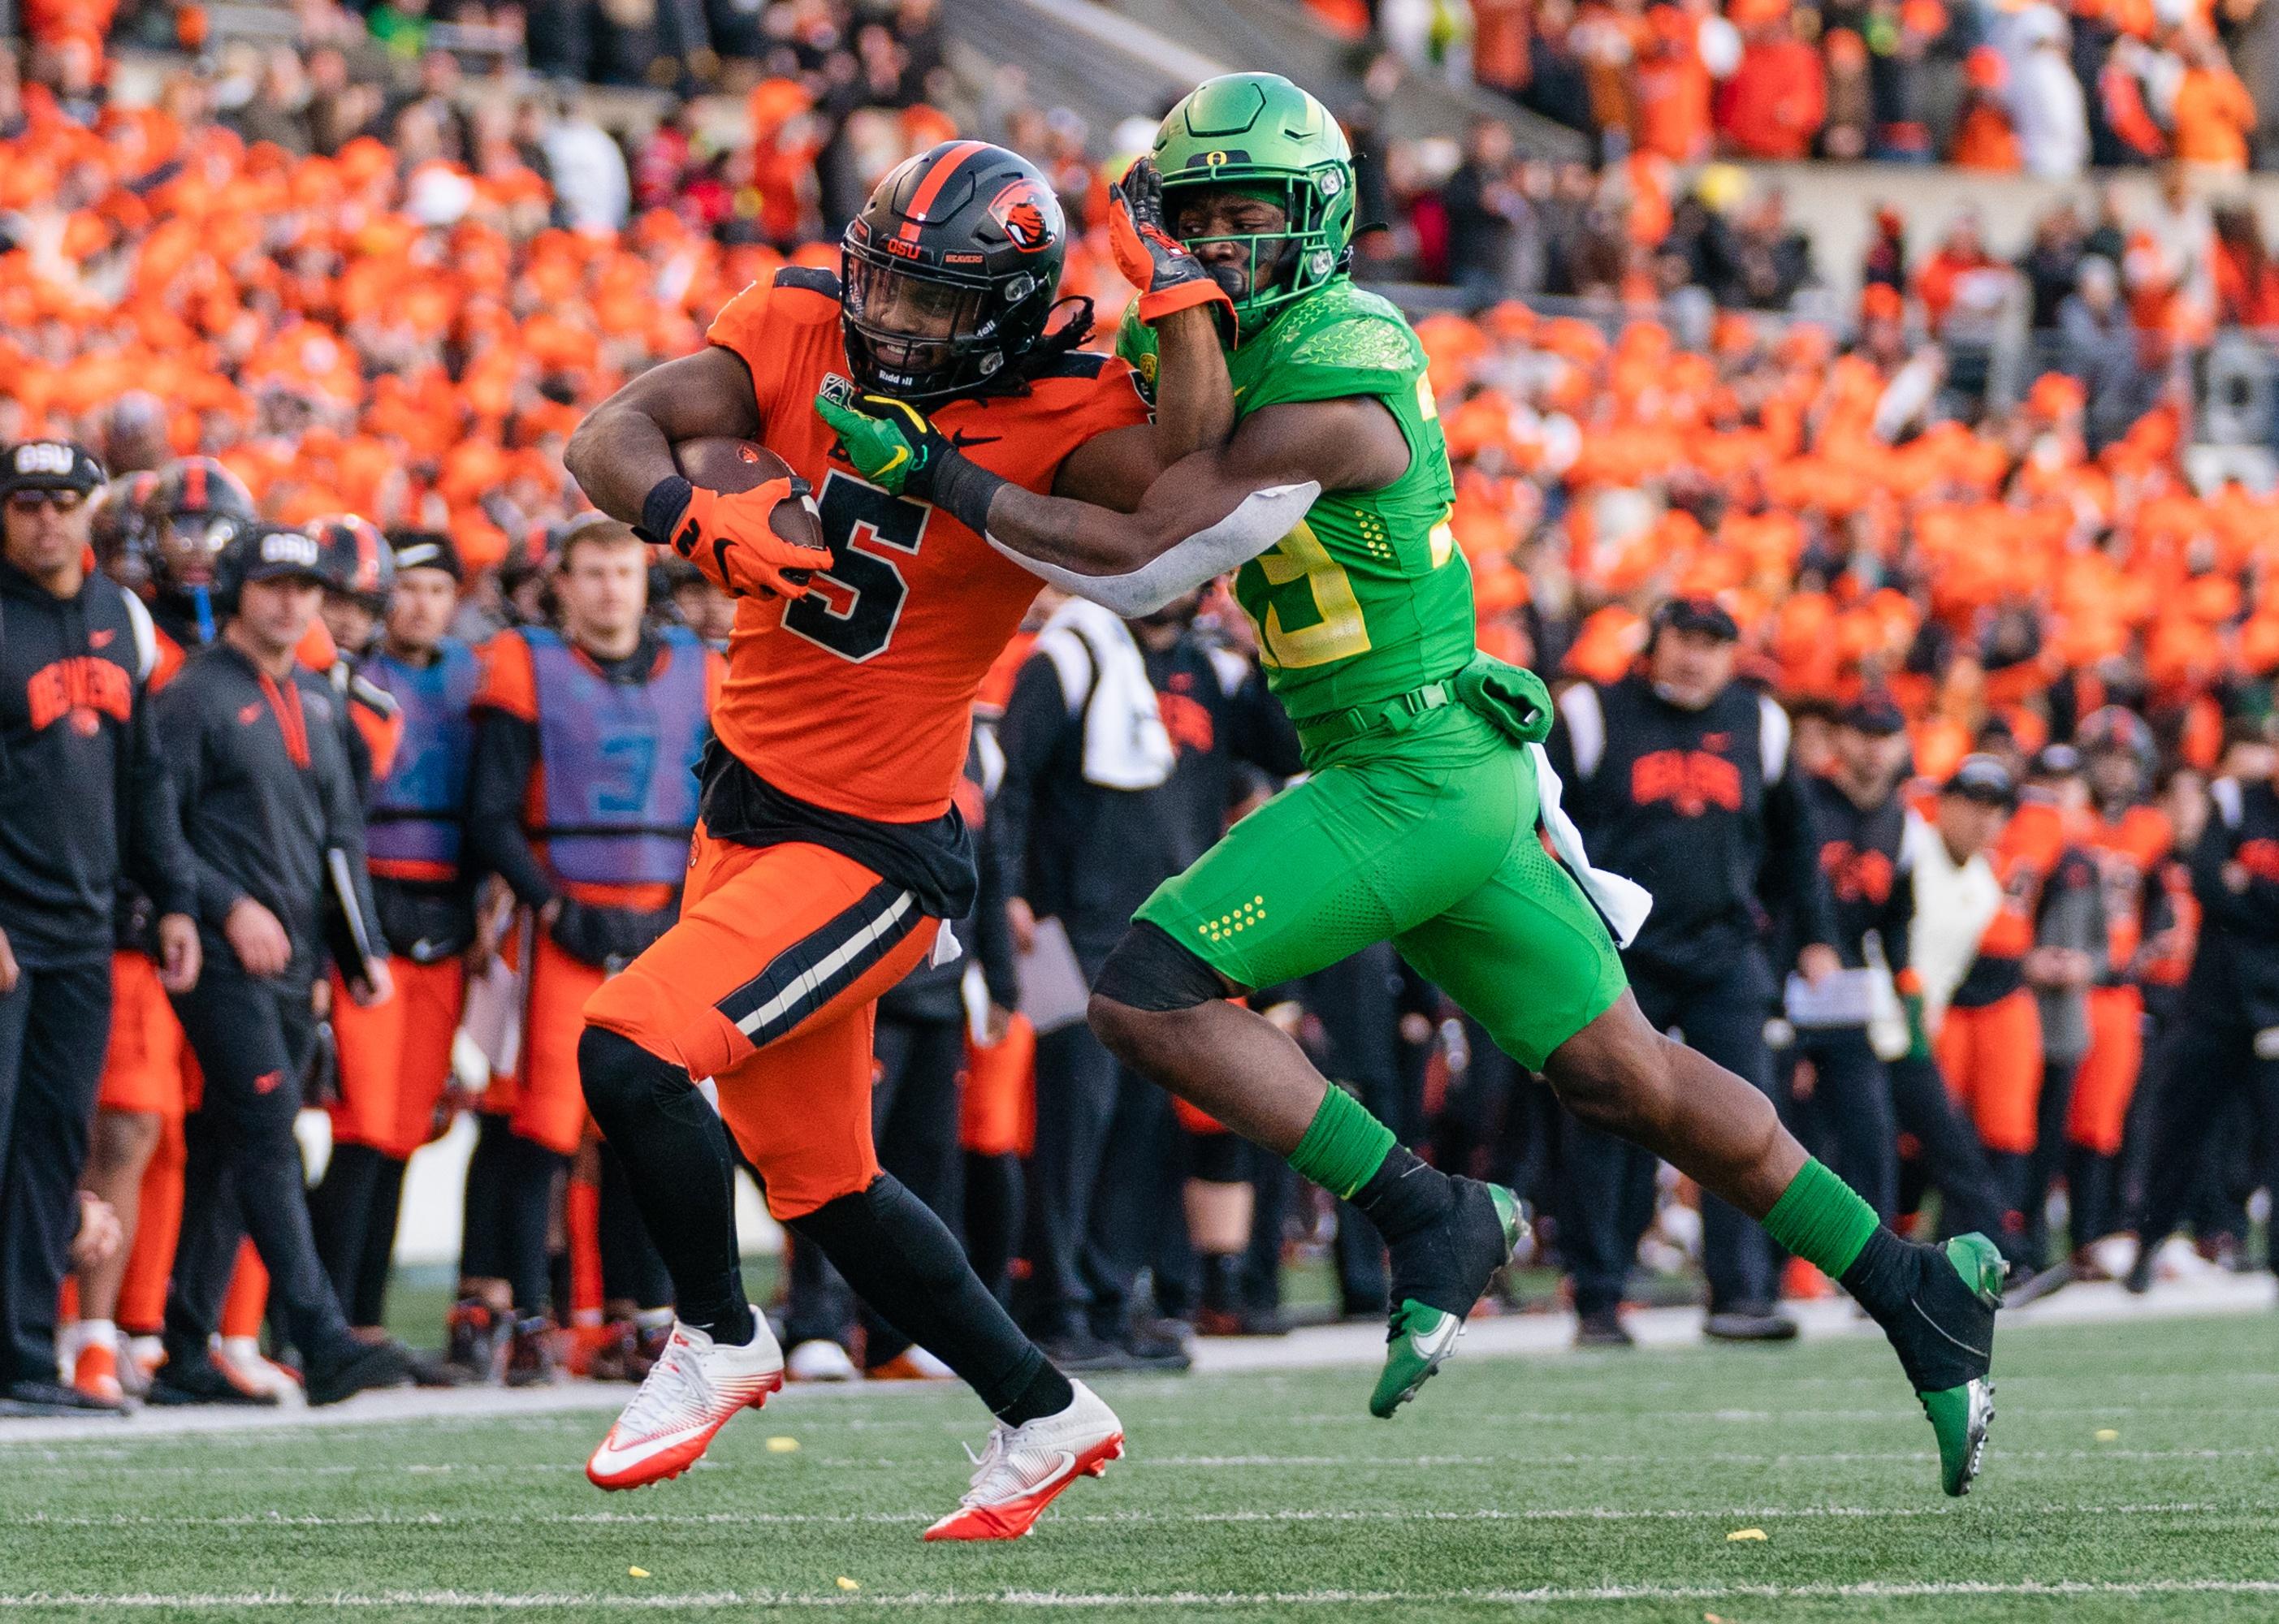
[1118,279,1472,727]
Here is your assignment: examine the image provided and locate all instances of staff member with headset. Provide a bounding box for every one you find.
[0,439,199,1415]
[309,530,478,1342]
[1546,596,1841,1346]
[147,524,413,1407]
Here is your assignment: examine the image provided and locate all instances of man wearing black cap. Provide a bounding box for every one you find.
[0,439,201,1413]
[1888,757,2039,1266]
[1547,596,1842,1344]
[1788,695,1916,1227]
[307,531,478,1345]
[149,525,412,1406]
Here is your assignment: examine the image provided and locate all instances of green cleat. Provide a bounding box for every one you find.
[1369,1181,1525,1419]
[1900,1233,2004,1497]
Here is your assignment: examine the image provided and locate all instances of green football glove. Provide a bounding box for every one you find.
[815,388,952,500]
[814,386,1008,535]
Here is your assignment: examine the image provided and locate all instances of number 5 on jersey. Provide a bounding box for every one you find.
[783,471,930,663]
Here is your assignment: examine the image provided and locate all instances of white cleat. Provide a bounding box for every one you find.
[214,1336,305,1405]
[922,1379,1124,1541]
[785,1337,859,1382]
[585,1316,785,1491]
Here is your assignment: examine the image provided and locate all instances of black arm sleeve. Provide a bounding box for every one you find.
[1226,661,1304,779]
[153,681,247,929]
[464,709,558,910]
[1765,764,1840,953]
[971,813,1021,1011]
[1878,853,1917,981]
[986,655,1072,906]
[120,679,196,918]
[317,706,387,958]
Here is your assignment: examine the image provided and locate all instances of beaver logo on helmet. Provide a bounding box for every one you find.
[988,180,1057,253]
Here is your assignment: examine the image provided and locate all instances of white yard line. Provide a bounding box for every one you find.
[10,1500,2261,1530]
[7,1446,2278,1476]
[5,1580,2279,1609]
[1,1274,2266,1447]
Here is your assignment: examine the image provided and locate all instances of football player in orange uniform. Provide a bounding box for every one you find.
[561,141,1232,1537]
[2065,710,2173,1259]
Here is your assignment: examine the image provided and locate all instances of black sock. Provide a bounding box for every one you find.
[501,1133,569,1319]
[1348,1146,1455,1244]
[960,1151,1022,1298]
[1201,1251,1243,1314]
[789,1173,1048,1417]
[352,1155,407,1328]
[1838,1225,1916,1324]
[460,1113,514,1283]
[996,1361,1076,1427]
[577,1028,753,1345]
[309,1142,381,1308]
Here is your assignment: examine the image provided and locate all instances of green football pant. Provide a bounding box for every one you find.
[1135,707,1627,1069]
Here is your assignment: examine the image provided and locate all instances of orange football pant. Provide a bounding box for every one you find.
[1936,987,2043,1155]
[2068,984,2145,1156]
[584,831,936,1221]
[329,957,468,1159]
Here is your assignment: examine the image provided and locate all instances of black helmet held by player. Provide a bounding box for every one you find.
[148,456,257,596]
[90,469,161,590]
[840,140,1070,404]
[309,514,394,610]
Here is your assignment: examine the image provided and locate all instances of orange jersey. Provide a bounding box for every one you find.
[2079,802,2173,972]
[1977,797,2066,961]
[703,267,1152,823]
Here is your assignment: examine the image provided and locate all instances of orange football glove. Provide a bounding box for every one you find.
[1108,158,1235,339]
[658,477,833,600]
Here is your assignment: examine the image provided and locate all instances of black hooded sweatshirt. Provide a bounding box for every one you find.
[0,557,194,969]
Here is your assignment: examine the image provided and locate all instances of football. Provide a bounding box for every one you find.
[671,436,825,554]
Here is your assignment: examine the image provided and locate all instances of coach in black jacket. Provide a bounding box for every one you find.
[0,440,198,1414]
[1546,597,1840,1345]
[2125,744,2279,1291]
[149,525,408,1408]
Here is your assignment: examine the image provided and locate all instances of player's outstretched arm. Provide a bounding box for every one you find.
[564,347,763,525]
[819,388,1407,615]
[1108,158,1238,464]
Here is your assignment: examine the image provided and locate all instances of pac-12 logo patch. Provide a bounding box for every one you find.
[988,179,1057,253]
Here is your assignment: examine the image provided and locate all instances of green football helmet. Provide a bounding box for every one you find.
[1152,72,1356,337]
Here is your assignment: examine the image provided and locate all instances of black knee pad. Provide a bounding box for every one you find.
[577,1026,694,1125]
[1093,921,1227,1013]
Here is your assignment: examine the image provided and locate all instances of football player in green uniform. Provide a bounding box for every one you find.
[818,75,2002,1497]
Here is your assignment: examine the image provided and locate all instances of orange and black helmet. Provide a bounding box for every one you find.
[840,140,1068,404]
[148,456,257,594]
[309,513,393,608]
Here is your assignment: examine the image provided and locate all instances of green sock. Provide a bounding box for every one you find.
[1761,1157,1882,1278]
[1288,1085,1396,1200]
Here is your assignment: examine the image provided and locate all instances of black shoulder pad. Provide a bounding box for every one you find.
[772,266,842,299]
[1027,349,1109,381]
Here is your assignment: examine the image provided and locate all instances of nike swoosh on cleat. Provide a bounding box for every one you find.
[1909,1298,1991,1361]
[588,1424,711,1476]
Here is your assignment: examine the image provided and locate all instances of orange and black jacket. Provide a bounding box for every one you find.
[0,557,193,969]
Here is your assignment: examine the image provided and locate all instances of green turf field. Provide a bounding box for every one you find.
[2,1311,2274,1622]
